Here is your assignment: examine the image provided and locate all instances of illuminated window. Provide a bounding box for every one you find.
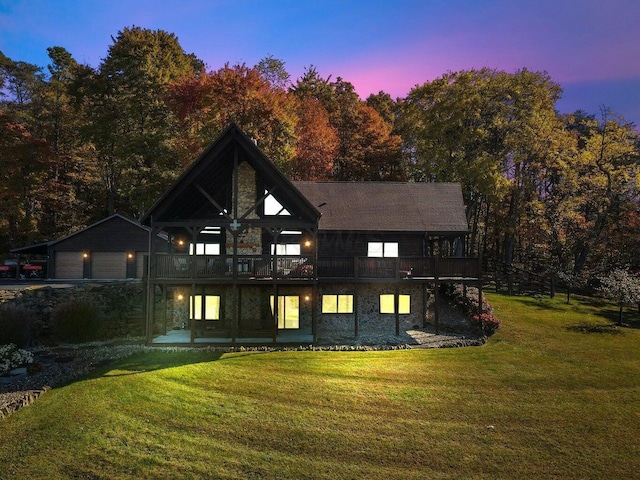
[322,295,354,314]
[380,294,410,314]
[264,191,291,216]
[270,244,301,255]
[270,295,299,329]
[190,295,221,320]
[368,242,398,258]
[190,243,220,255]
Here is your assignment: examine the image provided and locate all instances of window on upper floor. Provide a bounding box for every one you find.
[270,244,301,256]
[368,242,398,258]
[190,243,220,255]
[264,191,291,216]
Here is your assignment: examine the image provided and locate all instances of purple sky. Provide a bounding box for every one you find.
[1,0,639,126]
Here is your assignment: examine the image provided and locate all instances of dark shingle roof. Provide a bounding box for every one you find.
[292,182,469,234]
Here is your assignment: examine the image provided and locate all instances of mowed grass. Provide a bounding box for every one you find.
[1,293,639,479]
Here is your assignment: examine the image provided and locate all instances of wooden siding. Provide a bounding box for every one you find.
[52,216,160,253]
[317,232,426,257]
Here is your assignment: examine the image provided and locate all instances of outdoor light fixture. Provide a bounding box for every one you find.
[83,252,89,259]
[127,253,133,259]
[304,240,312,247]
[177,294,184,301]
[304,295,311,302]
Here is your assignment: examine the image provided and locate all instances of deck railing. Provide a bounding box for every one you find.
[149,254,480,281]
[153,254,314,280]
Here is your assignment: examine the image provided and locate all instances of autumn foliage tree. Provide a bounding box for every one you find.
[0,27,639,288]
[290,95,337,180]
[167,63,297,172]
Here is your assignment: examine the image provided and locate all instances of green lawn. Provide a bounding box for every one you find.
[1,293,639,479]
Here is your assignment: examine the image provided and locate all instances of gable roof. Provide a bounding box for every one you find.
[292,181,469,234]
[10,214,159,255]
[141,123,320,225]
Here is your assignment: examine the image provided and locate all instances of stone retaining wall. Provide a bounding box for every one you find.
[0,282,144,343]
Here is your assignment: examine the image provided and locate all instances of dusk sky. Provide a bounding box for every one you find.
[1,0,639,126]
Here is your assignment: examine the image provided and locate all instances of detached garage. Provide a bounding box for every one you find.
[11,214,166,280]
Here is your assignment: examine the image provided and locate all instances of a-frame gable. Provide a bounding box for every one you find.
[141,124,320,226]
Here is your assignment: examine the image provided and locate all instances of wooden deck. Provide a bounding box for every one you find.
[147,255,481,282]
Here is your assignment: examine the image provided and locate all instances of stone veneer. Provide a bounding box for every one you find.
[226,161,262,255]
[316,282,428,341]
[157,284,314,335]
[0,282,144,342]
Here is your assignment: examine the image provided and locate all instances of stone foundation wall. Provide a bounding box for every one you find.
[150,284,315,334]
[316,283,427,342]
[0,282,145,342]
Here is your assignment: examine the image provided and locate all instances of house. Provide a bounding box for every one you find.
[10,214,167,280]
[141,124,481,345]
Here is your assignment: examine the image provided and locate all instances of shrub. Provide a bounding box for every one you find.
[51,300,104,343]
[0,343,34,376]
[471,312,502,331]
[0,305,34,347]
[452,285,501,332]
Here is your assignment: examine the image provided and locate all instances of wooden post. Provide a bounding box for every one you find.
[231,284,237,345]
[236,284,241,343]
[422,283,427,328]
[395,283,400,336]
[162,286,167,335]
[354,283,359,338]
[434,282,440,335]
[478,281,483,317]
[272,283,278,342]
[312,284,318,343]
[145,222,157,344]
[190,283,196,344]
[434,257,440,335]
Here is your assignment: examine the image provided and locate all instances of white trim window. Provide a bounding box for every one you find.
[368,242,398,258]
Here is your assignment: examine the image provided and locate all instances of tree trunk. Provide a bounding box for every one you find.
[618,304,624,326]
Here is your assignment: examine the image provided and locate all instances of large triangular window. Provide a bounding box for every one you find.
[264,191,290,216]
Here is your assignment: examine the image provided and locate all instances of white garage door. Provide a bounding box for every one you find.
[92,252,126,279]
[55,252,84,279]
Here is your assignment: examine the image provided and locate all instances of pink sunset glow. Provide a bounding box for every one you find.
[1,0,639,124]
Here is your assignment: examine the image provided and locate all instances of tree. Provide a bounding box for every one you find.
[399,68,569,263]
[554,109,640,275]
[366,91,397,126]
[598,268,640,325]
[77,27,202,217]
[0,108,51,251]
[167,63,297,172]
[293,73,403,181]
[256,55,291,91]
[290,96,337,180]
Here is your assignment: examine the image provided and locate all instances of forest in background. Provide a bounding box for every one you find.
[1,26,638,281]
